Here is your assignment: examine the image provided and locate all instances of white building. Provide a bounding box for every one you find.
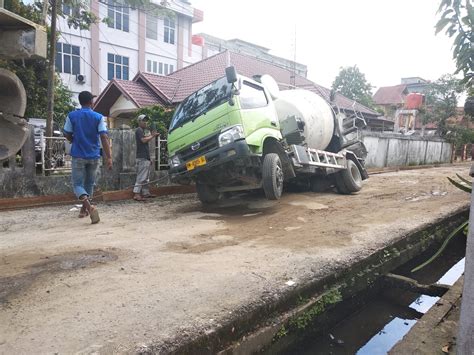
[56,0,204,99]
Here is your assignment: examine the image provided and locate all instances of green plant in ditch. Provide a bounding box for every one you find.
[411,174,471,273]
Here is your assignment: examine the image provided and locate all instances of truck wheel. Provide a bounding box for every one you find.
[262,153,284,200]
[196,182,219,204]
[335,159,363,194]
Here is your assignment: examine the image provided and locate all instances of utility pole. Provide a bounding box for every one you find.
[45,0,57,172]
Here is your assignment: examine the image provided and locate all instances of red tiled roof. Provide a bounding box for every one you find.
[96,50,381,117]
[373,84,408,105]
[114,80,161,107]
[164,51,379,116]
[137,73,181,103]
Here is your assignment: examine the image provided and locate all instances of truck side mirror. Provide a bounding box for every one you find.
[225,66,238,84]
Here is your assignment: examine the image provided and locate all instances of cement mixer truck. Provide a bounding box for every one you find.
[0,6,47,161]
[167,66,368,204]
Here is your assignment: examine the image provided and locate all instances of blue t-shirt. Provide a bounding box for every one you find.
[64,107,108,159]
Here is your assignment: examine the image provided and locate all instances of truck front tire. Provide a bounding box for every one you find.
[262,153,284,200]
[196,182,220,204]
[335,159,363,194]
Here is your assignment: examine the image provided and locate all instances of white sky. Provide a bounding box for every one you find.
[191,0,457,91]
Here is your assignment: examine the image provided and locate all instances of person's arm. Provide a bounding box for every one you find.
[98,116,112,170]
[100,133,112,170]
[141,131,159,143]
[63,116,73,143]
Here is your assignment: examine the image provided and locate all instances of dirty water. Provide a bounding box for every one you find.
[288,233,466,355]
[0,249,118,304]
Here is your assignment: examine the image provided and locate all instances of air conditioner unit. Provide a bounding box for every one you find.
[76,74,86,83]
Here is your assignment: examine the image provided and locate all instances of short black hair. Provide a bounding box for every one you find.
[78,91,96,106]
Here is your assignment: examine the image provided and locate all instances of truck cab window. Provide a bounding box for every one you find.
[240,82,268,109]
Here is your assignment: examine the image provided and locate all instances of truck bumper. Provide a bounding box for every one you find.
[169,140,253,183]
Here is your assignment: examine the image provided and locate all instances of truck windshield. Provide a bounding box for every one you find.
[169,76,231,132]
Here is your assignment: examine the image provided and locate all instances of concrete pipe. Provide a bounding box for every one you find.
[0,68,29,161]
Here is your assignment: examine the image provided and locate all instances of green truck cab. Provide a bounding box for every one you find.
[168,67,368,204]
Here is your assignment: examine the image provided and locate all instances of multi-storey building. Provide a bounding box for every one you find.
[56,0,203,98]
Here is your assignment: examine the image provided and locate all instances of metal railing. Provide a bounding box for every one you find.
[154,136,169,171]
[37,132,72,174]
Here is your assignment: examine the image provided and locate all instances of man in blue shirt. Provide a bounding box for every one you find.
[64,91,112,224]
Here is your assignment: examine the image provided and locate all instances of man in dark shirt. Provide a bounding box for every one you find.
[133,114,159,201]
[64,91,112,223]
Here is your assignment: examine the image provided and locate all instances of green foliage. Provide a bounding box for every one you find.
[436,0,474,88]
[131,105,174,136]
[445,125,474,146]
[332,65,375,109]
[421,74,464,136]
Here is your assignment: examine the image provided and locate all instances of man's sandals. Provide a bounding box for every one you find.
[79,196,100,224]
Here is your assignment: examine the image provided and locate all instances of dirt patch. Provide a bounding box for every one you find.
[0,249,117,304]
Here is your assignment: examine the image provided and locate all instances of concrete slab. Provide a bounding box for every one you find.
[0,165,471,353]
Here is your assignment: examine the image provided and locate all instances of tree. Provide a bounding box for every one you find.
[332,65,374,109]
[421,74,464,136]
[436,0,474,89]
[133,105,173,136]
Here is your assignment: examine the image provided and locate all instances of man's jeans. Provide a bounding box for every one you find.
[133,158,151,195]
[72,157,100,199]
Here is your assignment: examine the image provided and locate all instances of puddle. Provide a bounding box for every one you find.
[0,249,117,304]
[288,201,329,210]
[286,231,466,354]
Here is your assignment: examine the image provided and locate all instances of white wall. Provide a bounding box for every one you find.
[362,133,452,169]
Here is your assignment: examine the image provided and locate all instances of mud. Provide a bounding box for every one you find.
[0,249,117,304]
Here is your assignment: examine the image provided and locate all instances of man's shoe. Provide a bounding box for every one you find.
[133,194,146,201]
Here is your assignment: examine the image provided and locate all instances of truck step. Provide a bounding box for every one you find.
[290,145,346,169]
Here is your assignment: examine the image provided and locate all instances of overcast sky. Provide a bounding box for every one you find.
[191,0,457,91]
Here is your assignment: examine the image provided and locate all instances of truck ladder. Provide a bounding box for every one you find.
[291,145,346,169]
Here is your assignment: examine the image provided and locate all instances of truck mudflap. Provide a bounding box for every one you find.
[169,139,252,182]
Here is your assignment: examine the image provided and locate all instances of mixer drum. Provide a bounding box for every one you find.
[0,68,29,161]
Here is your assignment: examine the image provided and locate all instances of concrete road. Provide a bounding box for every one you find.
[0,165,471,353]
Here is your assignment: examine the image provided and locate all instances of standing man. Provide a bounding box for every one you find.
[64,91,112,224]
[133,114,159,201]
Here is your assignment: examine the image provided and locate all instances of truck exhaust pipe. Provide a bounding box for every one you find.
[0,68,29,161]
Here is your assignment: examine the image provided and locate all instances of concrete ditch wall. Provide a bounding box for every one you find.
[362,132,452,169]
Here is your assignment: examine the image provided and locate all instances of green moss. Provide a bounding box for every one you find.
[288,288,342,331]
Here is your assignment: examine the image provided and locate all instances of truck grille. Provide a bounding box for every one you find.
[178,134,219,162]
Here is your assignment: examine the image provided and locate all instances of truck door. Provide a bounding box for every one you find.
[239,81,280,150]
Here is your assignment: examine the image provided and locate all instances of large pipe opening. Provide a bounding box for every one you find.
[0,68,29,161]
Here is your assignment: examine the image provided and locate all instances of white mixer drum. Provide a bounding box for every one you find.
[274,90,335,150]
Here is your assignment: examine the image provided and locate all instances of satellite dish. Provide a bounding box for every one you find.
[260,74,280,100]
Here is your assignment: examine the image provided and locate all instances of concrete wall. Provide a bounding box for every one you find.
[362,132,452,169]
[0,129,170,198]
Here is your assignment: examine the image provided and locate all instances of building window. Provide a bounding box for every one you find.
[159,62,163,74]
[62,3,79,16]
[55,42,80,75]
[107,53,129,80]
[164,17,175,44]
[146,60,174,75]
[146,14,158,40]
[107,0,129,32]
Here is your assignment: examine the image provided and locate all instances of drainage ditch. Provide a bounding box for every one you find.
[284,230,466,354]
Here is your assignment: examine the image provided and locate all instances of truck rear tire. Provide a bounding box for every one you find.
[262,153,284,200]
[335,159,363,194]
[196,182,219,204]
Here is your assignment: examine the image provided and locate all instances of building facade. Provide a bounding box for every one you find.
[193,33,308,78]
[56,0,204,99]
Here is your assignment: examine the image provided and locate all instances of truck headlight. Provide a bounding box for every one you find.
[218,125,245,147]
[169,155,180,167]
